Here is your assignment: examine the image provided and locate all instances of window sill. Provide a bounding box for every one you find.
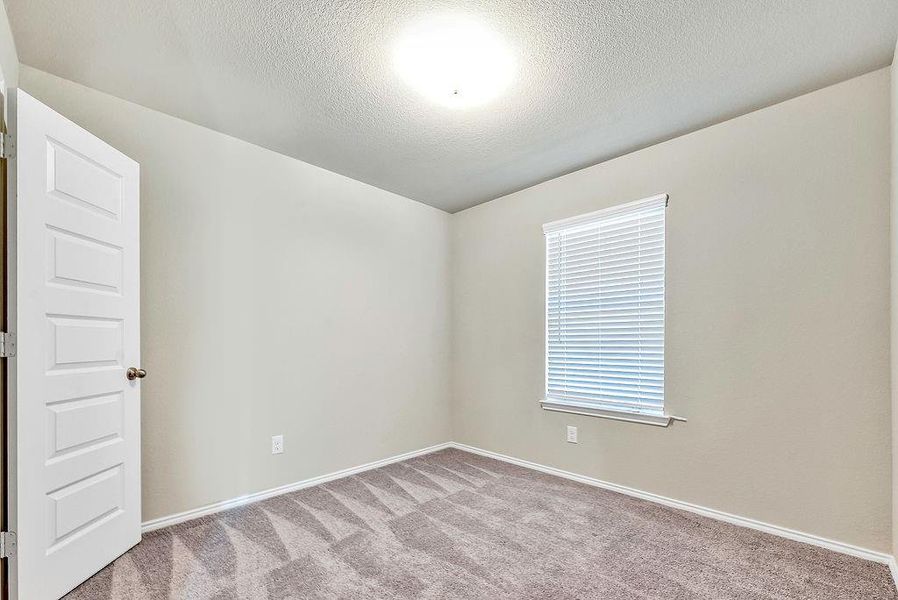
[540,399,686,428]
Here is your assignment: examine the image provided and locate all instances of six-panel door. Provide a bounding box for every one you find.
[11,89,141,600]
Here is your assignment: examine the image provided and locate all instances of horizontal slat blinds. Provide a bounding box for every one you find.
[544,195,666,417]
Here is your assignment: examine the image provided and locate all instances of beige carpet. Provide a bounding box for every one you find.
[65,448,896,599]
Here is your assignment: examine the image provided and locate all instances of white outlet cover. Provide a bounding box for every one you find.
[272,434,284,454]
[566,426,578,444]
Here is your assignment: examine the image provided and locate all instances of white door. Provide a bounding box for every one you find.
[8,89,141,600]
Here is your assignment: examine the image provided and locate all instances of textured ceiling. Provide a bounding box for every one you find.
[6,1,898,213]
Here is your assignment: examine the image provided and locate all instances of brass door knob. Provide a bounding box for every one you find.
[126,367,147,381]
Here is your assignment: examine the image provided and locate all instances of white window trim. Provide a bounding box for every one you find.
[540,399,678,427]
[542,193,669,235]
[541,193,686,428]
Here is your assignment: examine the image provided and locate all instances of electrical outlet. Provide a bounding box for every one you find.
[271,434,284,454]
[566,425,578,444]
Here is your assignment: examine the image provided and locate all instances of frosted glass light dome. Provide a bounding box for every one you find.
[393,15,515,109]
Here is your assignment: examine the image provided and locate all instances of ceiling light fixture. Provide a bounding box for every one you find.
[393,15,515,109]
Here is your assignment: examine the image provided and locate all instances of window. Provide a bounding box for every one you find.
[542,194,669,426]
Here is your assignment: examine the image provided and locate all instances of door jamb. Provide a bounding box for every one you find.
[3,85,16,600]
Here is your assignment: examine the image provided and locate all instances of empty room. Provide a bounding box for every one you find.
[0,1,897,599]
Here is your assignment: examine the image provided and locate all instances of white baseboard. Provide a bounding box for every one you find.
[141,442,452,532]
[450,442,894,567]
[140,438,895,575]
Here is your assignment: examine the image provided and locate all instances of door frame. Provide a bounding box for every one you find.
[3,83,17,600]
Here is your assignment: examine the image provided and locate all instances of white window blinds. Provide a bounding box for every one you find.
[543,194,666,420]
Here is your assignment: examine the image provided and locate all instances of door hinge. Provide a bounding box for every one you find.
[0,332,16,358]
[0,133,14,159]
[0,531,16,559]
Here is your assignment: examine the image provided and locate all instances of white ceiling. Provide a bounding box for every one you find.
[6,1,898,213]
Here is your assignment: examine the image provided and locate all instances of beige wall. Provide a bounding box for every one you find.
[19,66,452,522]
[0,2,16,92]
[451,69,892,552]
